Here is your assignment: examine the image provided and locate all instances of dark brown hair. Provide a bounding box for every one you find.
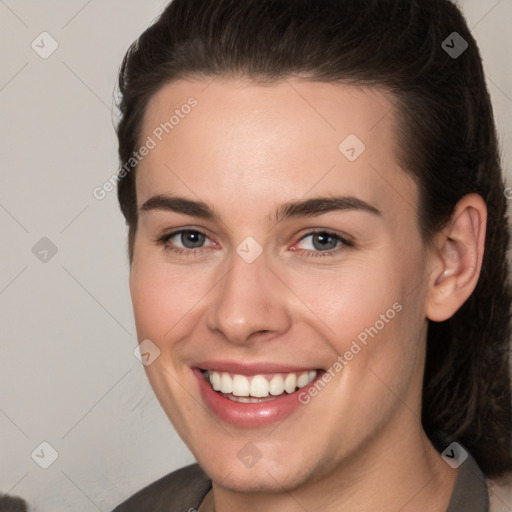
[115,0,512,478]
[0,494,28,512]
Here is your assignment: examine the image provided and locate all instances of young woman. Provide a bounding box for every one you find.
[111,0,512,510]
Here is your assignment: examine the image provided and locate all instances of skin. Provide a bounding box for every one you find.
[129,77,486,512]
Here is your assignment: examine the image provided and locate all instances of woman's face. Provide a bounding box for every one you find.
[130,78,434,492]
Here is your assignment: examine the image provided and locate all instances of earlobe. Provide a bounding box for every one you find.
[425,194,487,323]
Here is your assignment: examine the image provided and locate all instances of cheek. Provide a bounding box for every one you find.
[284,258,403,345]
[284,244,425,377]
[287,261,423,436]
[129,253,211,340]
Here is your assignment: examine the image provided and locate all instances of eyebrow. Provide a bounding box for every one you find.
[139,194,382,223]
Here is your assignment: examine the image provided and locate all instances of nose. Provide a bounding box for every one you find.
[206,247,292,345]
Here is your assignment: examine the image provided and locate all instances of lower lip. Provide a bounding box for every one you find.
[193,368,323,428]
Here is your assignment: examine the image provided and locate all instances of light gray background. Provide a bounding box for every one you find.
[0,1,511,511]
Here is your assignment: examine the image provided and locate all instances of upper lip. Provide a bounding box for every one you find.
[194,360,321,375]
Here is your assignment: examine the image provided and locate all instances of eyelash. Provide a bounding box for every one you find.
[156,228,354,259]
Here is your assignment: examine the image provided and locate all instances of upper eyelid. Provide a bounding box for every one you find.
[162,227,215,243]
[297,229,350,241]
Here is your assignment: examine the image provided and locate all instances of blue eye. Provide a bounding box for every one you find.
[295,230,352,258]
[171,230,207,249]
[157,229,213,257]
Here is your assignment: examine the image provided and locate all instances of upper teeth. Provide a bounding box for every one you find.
[207,370,317,398]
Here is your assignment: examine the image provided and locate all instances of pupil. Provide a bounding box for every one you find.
[313,233,337,251]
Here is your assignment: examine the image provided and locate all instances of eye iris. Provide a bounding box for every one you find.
[313,233,338,251]
[182,231,205,248]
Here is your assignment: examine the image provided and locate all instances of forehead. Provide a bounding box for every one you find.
[142,77,397,142]
[136,77,417,219]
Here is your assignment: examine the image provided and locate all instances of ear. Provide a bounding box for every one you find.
[425,193,487,322]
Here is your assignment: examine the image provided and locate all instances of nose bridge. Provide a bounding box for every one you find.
[206,246,291,344]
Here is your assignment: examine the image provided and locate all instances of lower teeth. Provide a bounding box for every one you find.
[221,392,282,403]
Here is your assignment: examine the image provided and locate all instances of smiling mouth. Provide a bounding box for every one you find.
[201,369,319,403]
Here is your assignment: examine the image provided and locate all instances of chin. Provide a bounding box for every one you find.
[197,451,315,494]
[206,467,291,493]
